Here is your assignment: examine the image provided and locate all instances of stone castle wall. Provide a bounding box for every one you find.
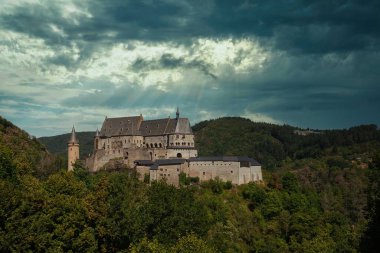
[68,143,79,171]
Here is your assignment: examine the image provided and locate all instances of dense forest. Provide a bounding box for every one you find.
[1,115,380,252]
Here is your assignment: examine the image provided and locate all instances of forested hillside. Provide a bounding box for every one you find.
[0,116,62,178]
[194,117,380,168]
[39,131,95,159]
[1,116,380,252]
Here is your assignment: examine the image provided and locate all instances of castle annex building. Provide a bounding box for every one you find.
[69,109,262,186]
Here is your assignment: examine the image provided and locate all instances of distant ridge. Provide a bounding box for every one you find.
[38,117,380,168]
[38,131,95,159]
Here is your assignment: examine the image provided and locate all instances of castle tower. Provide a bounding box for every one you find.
[67,126,79,171]
[94,128,100,150]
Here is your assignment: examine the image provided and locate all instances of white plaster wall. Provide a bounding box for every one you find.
[239,166,251,184]
[250,166,263,181]
[189,161,241,184]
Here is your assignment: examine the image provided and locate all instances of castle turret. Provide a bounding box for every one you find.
[68,126,79,171]
[94,128,100,150]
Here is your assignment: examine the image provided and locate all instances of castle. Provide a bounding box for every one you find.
[68,109,262,186]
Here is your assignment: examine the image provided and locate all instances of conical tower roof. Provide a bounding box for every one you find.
[95,128,100,137]
[68,125,79,144]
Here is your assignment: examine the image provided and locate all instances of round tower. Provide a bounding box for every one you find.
[94,128,100,150]
[68,125,79,171]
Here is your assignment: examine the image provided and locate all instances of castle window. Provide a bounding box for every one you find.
[154,143,158,148]
[159,143,162,148]
[168,174,170,176]
[203,172,205,175]
[182,135,185,139]
[177,168,179,172]
[231,171,233,174]
[176,135,179,139]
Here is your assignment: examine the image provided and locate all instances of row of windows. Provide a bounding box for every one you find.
[192,163,233,166]
[202,170,234,175]
[146,143,163,148]
[170,142,193,146]
[160,168,180,172]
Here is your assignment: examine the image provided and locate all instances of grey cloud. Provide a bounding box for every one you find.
[1,0,380,134]
[131,54,217,79]
[2,0,379,54]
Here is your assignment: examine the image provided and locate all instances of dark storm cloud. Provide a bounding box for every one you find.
[131,54,217,78]
[2,0,379,53]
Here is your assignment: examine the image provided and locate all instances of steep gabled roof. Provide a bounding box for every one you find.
[68,126,79,144]
[98,114,193,137]
[139,118,192,136]
[100,116,143,137]
[140,118,171,136]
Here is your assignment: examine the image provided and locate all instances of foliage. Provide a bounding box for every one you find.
[1,116,380,252]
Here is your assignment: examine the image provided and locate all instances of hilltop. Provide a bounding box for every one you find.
[39,131,95,159]
[1,115,380,252]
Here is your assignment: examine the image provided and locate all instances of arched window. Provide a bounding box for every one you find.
[150,143,154,148]
[159,143,162,148]
[177,153,182,158]
[154,143,158,148]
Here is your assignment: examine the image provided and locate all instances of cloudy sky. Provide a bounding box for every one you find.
[0,0,379,137]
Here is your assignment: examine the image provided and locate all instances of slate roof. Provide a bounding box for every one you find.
[99,115,192,137]
[150,159,187,170]
[100,116,143,137]
[189,156,261,166]
[134,160,155,166]
[68,126,79,144]
[140,118,172,136]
